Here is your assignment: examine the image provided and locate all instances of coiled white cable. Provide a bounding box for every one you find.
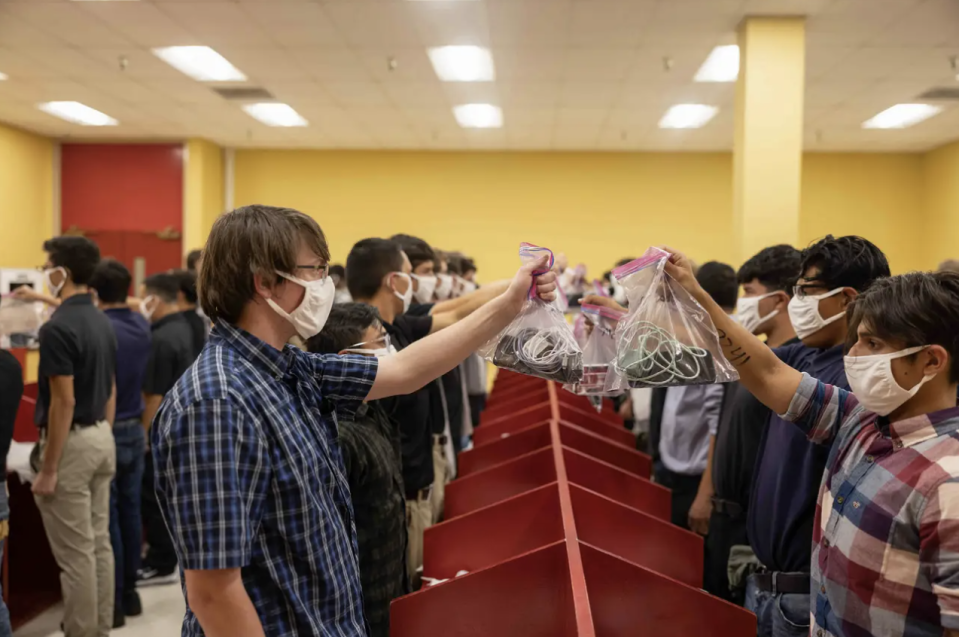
[614,320,709,386]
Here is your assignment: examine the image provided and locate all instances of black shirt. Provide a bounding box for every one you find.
[405,304,462,439]
[180,309,207,360]
[0,350,23,474]
[379,314,435,494]
[35,294,117,428]
[143,313,194,397]
[338,403,409,637]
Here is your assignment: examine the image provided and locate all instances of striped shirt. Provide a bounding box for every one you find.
[152,321,378,637]
[782,373,959,637]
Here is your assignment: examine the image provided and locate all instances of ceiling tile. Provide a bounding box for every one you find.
[288,48,371,81]
[498,81,562,107]
[1,3,131,47]
[493,48,567,81]
[323,81,390,107]
[382,81,448,108]
[324,3,422,48]
[568,2,654,48]
[487,1,572,47]
[356,49,437,82]
[157,3,273,46]
[559,81,620,108]
[407,0,491,47]
[75,2,196,47]
[240,2,344,47]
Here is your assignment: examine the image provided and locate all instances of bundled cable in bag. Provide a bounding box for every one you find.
[564,303,626,397]
[605,247,739,390]
[480,243,584,384]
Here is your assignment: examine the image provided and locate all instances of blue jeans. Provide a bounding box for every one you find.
[109,419,146,612]
[745,574,811,637]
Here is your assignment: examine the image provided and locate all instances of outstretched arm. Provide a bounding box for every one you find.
[368,261,556,401]
[429,281,511,333]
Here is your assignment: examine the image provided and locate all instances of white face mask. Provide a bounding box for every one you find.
[411,274,437,304]
[266,271,335,340]
[434,274,453,300]
[788,287,846,340]
[390,272,413,313]
[611,280,627,306]
[139,295,158,321]
[461,280,477,295]
[736,292,781,335]
[44,266,67,299]
[844,346,935,416]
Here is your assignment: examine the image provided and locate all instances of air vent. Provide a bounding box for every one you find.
[212,87,273,101]
[917,87,959,101]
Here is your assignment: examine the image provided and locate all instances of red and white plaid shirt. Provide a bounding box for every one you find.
[782,373,959,637]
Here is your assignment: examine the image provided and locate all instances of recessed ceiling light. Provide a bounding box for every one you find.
[242,103,308,127]
[694,45,739,83]
[453,104,503,129]
[0,72,7,81]
[862,103,943,129]
[428,46,495,82]
[38,101,118,126]
[659,104,718,129]
[153,46,246,82]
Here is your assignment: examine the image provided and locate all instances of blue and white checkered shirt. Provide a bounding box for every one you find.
[152,321,378,637]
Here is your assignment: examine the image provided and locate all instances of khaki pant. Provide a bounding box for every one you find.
[405,492,432,582]
[35,422,116,637]
[430,437,450,524]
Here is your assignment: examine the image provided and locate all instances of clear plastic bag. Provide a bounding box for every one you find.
[564,303,626,397]
[0,296,42,348]
[605,247,739,390]
[480,243,584,384]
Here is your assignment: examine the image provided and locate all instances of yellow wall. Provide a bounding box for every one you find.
[801,153,925,273]
[234,150,927,280]
[0,123,54,268]
[921,140,959,269]
[183,138,224,255]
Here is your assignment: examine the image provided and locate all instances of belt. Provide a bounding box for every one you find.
[114,418,142,429]
[712,497,744,519]
[432,434,448,446]
[751,572,810,595]
[39,422,97,433]
[406,485,433,501]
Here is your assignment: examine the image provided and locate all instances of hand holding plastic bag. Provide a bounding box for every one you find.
[480,244,584,384]
[605,247,739,390]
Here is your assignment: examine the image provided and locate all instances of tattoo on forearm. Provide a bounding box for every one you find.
[717,329,752,367]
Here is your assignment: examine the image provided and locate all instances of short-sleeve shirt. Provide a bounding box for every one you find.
[748,342,842,573]
[151,321,378,637]
[35,294,116,428]
[103,308,151,421]
[143,313,194,398]
[783,373,959,637]
[380,314,436,495]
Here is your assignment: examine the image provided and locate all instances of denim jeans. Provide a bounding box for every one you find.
[109,419,146,612]
[745,573,811,637]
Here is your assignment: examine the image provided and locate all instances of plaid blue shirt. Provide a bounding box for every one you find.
[152,322,378,637]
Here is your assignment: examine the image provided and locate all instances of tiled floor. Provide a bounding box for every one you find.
[14,585,186,637]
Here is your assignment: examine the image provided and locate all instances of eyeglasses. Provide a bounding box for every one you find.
[294,264,330,280]
[792,283,831,299]
[347,332,391,350]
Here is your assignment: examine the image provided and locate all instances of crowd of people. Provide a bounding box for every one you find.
[1,202,958,637]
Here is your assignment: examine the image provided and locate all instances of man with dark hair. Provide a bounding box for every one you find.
[649,261,738,532]
[185,249,202,272]
[306,303,408,637]
[744,235,890,637]
[171,269,206,359]
[152,205,556,636]
[346,237,512,576]
[33,236,118,637]
[390,234,438,304]
[329,264,352,304]
[90,259,151,625]
[665,251,959,637]
[700,245,803,603]
[139,271,194,587]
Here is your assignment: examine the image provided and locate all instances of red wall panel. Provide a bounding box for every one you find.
[61,144,183,232]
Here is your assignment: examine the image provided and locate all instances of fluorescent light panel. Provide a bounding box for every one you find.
[242,103,307,127]
[862,103,943,129]
[695,45,739,82]
[428,46,495,82]
[0,72,7,81]
[152,46,246,82]
[39,101,117,126]
[453,104,502,128]
[659,104,718,129]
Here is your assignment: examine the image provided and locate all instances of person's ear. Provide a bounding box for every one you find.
[923,345,950,376]
[253,272,278,300]
[338,348,349,356]
[841,287,859,307]
[772,291,789,310]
